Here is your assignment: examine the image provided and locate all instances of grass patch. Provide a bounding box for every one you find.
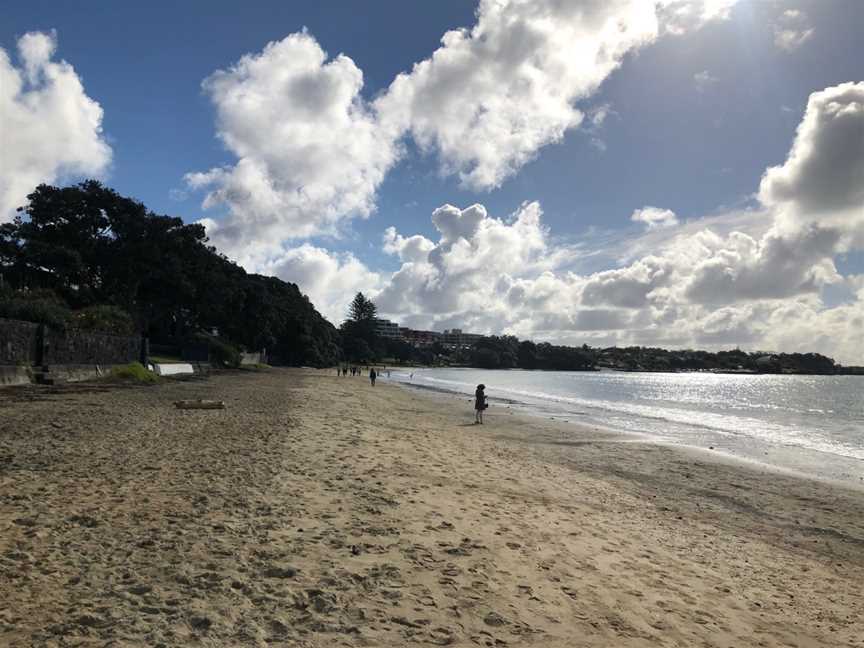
[111,362,159,383]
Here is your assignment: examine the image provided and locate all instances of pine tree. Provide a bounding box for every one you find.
[348,292,377,322]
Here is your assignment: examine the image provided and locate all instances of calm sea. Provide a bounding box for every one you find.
[385,367,864,486]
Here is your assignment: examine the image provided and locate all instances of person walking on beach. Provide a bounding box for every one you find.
[370,368,377,386]
[474,384,487,424]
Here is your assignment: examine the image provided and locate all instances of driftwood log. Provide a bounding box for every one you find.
[174,400,225,410]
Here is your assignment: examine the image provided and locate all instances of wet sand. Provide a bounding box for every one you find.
[1,368,862,647]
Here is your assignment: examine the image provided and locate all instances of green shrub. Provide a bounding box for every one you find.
[71,305,136,335]
[110,362,158,383]
[0,289,71,329]
[193,333,241,368]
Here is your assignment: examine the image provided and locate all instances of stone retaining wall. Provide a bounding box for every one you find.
[43,327,141,365]
[0,318,141,366]
[0,319,40,365]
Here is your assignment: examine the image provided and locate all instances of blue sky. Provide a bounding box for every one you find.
[2,1,863,362]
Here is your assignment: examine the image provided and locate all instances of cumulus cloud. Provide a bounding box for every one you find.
[261,244,382,325]
[773,9,814,52]
[185,31,399,254]
[682,228,842,304]
[759,81,864,245]
[382,227,435,264]
[375,201,579,330]
[0,31,111,221]
[358,81,864,364]
[176,5,862,362]
[186,1,739,254]
[376,0,738,191]
[631,206,679,230]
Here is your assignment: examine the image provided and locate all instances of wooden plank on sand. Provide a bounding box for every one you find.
[174,400,225,410]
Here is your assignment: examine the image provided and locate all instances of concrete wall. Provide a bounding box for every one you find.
[47,364,111,383]
[0,365,33,386]
[240,351,264,365]
[152,363,195,376]
[1,364,110,385]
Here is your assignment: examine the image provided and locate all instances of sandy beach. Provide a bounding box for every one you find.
[1,368,862,648]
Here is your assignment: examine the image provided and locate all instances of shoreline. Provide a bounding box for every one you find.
[386,370,864,490]
[2,368,862,647]
[367,363,862,376]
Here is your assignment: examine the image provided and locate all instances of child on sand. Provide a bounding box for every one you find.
[370,368,377,386]
[474,384,487,424]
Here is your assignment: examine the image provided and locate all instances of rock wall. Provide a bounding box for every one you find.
[0,318,141,366]
[43,328,141,365]
[0,319,40,364]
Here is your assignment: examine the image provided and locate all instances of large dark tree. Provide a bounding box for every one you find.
[0,181,341,367]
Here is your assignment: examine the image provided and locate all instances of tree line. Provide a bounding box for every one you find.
[0,182,850,374]
[338,294,844,374]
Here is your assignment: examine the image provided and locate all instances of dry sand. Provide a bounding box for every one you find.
[1,368,862,647]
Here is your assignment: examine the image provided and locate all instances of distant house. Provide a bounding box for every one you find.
[442,328,483,348]
[395,325,484,348]
[401,328,442,347]
[372,318,402,340]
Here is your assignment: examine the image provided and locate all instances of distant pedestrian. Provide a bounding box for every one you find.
[370,368,377,386]
[474,384,487,424]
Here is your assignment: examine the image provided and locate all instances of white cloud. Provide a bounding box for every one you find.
[0,31,111,221]
[773,8,814,52]
[374,201,578,329]
[175,4,864,363]
[185,31,400,254]
[759,81,864,244]
[588,103,614,128]
[681,227,842,304]
[186,1,739,264]
[262,244,382,325]
[376,0,738,191]
[693,69,718,92]
[356,81,864,364]
[631,206,679,230]
[657,0,737,36]
[382,227,435,264]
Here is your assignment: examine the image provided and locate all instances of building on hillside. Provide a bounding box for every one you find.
[372,318,402,339]
[396,326,484,348]
[401,328,442,347]
[441,328,483,348]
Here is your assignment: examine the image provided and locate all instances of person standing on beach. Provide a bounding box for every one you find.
[370,368,377,386]
[474,384,487,424]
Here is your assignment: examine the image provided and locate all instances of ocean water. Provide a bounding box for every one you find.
[385,368,864,486]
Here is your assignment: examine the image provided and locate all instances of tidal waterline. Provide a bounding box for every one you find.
[388,368,864,486]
